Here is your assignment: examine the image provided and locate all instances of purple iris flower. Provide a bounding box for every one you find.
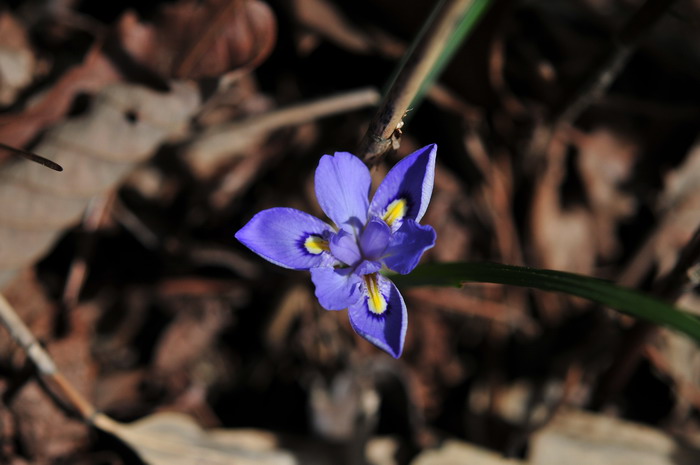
[235,144,437,357]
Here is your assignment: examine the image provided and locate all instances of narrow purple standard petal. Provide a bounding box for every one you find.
[330,229,362,266]
[369,144,437,226]
[383,219,436,274]
[315,151,371,232]
[235,208,336,270]
[311,267,363,310]
[359,218,391,260]
[348,275,407,358]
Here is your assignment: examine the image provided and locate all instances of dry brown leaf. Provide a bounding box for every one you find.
[0,2,273,159]
[152,302,230,376]
[411,439,524,465]
[366,437,400,465]
[422,164,471,263]
[94,369,148,414]
[529,408,700,464]
[648,322,700,417]
[154,0,277,79]
[572,128,637,259]
[0,12,158,154]
[654,140,700,276]
[0,82,200,289]
[293,0,372,54]
[405,287,530,327]
[11,383,89,461]
[309,371,379,441]
[0,46,122,151]
[0,12,35,105]
[264,284,314,353]
[620,133,700,291]
[94,412,295,465]
[530,135,596,275]
[636,140,700,417]
[529,133,598,322]
[114,10,160,65]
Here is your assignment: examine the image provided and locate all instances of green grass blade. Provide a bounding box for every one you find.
[390,262,700,342]
[381,0,493,112]
[412,0,493,107]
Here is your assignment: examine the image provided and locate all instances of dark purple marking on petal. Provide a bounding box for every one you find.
[295,229,333,256]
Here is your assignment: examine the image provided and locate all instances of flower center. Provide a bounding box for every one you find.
[304,235,330,254]
[363,273,387,314]
[382,198,407,227]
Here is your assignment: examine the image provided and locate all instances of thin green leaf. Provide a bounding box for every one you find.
[412,0,493,108]
[390,262,700,342]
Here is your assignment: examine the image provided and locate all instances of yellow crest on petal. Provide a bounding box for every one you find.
[363,273,387,314]
[304,235,330,254]
[382,198,407,227]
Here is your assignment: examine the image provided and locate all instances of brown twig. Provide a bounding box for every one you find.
[62,195,113,308]
[528,0,679,171]
[0,293,98,421]
[554,0,679,126]
[356,0,480,165]
[186,87,381,178]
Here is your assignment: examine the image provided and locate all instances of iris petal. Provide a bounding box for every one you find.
[355,260,382,276]
[359,218,391,260]
[369,144,436,225]
[383,219,436,274]
[235,208,335,270]
[330,229,362,266]
[315,151,370,233]
[348,275,407,358]
[310,267,363,310]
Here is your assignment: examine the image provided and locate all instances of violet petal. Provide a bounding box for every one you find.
[235,208,335,270]
[348,275,407,358]
[383,219,436,274]
[369,144,436,225]
[311,267,363,310]
[315,151,370,233]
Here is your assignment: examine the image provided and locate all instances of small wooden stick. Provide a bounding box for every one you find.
[554,0,679,125]
[62,195,113,308]
[0,293,97,422]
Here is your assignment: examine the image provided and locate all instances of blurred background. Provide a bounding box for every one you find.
[1,0,700,463]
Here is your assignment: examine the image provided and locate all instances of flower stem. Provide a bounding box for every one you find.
[356,0,492,165]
